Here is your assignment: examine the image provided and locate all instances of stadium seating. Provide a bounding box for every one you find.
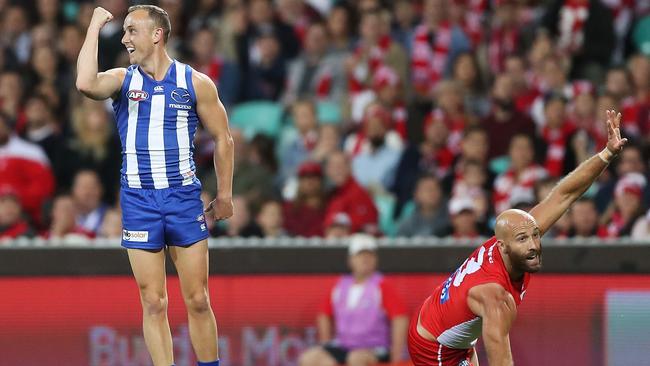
[229,101,284,139]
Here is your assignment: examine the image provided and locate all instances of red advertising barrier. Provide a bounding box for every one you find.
[1,274,649,366]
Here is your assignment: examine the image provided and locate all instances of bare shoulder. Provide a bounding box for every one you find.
[191,70,218,98]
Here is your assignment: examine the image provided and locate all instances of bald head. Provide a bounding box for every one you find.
[495,209,537,240]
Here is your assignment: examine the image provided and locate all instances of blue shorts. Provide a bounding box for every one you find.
[120,183,209,250]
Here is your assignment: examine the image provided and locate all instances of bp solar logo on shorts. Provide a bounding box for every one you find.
[122,229,149,242]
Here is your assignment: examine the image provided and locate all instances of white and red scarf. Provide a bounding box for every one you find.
[411,22,453,95]
[557,0,589,54]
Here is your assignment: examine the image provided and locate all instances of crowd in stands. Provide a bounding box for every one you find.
[1,0,649,242]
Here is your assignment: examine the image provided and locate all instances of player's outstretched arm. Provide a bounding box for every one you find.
[468,283,516,366]
[529,110,628,235]
[76,7,125,100]
[194,72,234,221]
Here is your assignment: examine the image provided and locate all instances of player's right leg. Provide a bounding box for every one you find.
[297,346,338,366]
[128,248,174,366]
[121,187,172,365]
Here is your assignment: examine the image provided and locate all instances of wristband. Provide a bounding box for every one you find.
[598,148,614,164]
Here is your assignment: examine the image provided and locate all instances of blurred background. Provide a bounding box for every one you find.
[0,0,649,365]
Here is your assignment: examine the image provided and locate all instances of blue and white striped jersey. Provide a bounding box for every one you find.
[112,60,200,189]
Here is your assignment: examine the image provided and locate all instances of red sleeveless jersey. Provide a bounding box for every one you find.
[418,236,530,349]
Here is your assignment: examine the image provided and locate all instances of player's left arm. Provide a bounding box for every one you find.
[193,72,234,220]
[529,110,627,235]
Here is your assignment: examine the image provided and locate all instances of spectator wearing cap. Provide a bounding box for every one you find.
[348,103,403,192]
[324,212,352,239]
[283,161,326,237]
[441,196,491,239]
[324,151,379,234]
[567,198,608,238]
[482,74,537,160]
[71,170,108,235]
[345,102,404,158]
[493,134,548,214]
[0,111,54,226]
[397,175,449,237]
[299,234,408,366]
[391,109,455,216]
[0,187,35,240]
[282,22,347,106]
[605,173,647,237]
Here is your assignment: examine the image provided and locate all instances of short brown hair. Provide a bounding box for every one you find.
[128,5,171,43]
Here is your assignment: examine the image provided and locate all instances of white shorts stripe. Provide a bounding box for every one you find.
[148,94,168,188]
[125,69,143,188]
[438,343,442,366]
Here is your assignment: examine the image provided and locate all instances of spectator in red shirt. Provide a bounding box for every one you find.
[283,161,326,237]
[324,151,379,234]
[0,187,35,240]
[0,111,54,226]
[606,173,647,238]
[299,234,408,366]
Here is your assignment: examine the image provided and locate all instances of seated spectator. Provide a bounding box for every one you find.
[282,22,347,106]
[371,65,408,139]
[71,170,108,235]
[397,175,449,237]
[98,208,122,240]
[279,99,319,184]
[450,159,491,221]
[298,234,408,366]
[429,80,471,154]
[605,173,647,237]
[60,99,121,204]
[446,126,493,195]
[242,29,286,101]
[541,93,575,177]
[567,198,607,238]
[595,143,649,212]
[252,200,286,238]
[0,111,55,226]
[345,102,404,157]
[452,52,490,118]
[493,134,548,214]
[631,210,650,239]
[283,161,326,237]
[0,187,35,240]
[391,111,454,215]
[623,54,649,139]
[411,0,471,99]
[324,212,352,239]
[350,104,403,191]
[45,195,94,240]
[326,4,353,53]
[310,124,342,165]
[324,151,379,234]
[483,74,536,159]
[441,196,491,239]
[211,195,258,238]
[564,91,607,173]
[230,131,278,206]
[22,93,63,166]
[533,177,571,238]
[188,27,240,107]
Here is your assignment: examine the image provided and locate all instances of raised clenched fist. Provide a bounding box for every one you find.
[90,7,114,29]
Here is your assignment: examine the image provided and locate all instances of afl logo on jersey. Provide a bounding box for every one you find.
[127,90,149,101]
[171,88,191,103]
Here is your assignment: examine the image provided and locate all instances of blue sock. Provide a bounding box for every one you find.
[197,360,219,366]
